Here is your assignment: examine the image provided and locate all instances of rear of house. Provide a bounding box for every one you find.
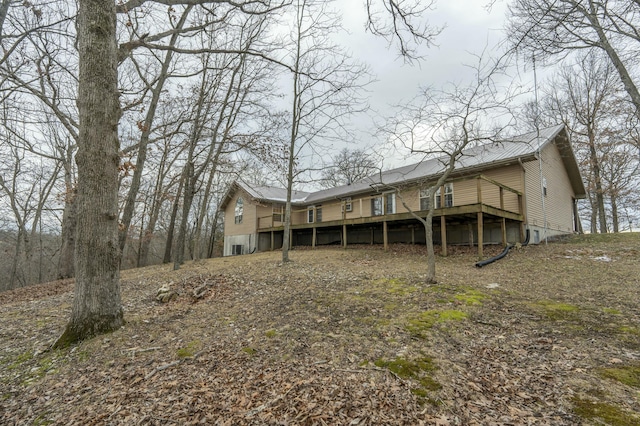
[221,125,586,257]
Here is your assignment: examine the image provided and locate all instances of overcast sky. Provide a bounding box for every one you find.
[333,1,515,163]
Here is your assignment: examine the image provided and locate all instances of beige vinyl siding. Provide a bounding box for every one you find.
[398,187,420,212]
[482,165,523,212]
[523,143,576,232]
[256,204,273,229]
[224,191,257,237]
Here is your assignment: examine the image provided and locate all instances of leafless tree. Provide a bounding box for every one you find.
[380,55,518,283]
[281,0,371,263]
[54,0,123,347]
[319,148,378,188]
[365,0,442,61]
[534,52,634,233]
[506,0,640,120]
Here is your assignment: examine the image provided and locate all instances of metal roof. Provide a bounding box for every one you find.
[222,125,585,208]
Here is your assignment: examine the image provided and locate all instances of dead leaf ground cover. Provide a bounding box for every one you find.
[1,233,639,425]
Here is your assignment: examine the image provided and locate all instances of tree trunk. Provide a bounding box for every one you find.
[422,210,436,284]
[611,194,619,233]
[173,162,194,270]
[55,0,123,348]
[118,9,190,253]
[163,176,183,264]
[58,190,77,279]
[587,128,607,233]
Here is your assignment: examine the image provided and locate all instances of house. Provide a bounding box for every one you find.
[220,125,586,257]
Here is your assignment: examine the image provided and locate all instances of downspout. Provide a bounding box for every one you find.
[518,158,529,242]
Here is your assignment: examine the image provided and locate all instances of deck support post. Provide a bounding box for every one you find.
[312,226,317,248]
[270,231,274,251]
[383,221,388,251]
[477,211,484,259]
[343,223,347,248]
[440,215,447,256]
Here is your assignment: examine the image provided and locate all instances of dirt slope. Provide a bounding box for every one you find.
[1,234,639,425]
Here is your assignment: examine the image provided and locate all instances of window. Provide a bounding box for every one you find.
[385,192,396,214]
[234,197,244,224]
[371,196,383,216]
[232,244,243,255]
[419,188,431,210]
[316,207,322,222]
[372,193,395,215]
[342,197,353,213]
[272,204,283,222]
[307,207,314,223]
[542,177,548,197]
[436,183,453,208]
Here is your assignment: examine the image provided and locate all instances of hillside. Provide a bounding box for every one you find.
[1,234,639,425]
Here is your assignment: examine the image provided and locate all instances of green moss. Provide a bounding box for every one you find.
[602,307,622,315]
[7,351,33,370]
[176,340,201,358]
[598,365,640,389]
[535,300,580,321]
[241,347,257,356]
[374,278,418,295]
[374,356,441,401]
[572,397,640,426]
[618,326,640,335]
[32,414,54,425]
[265,329,278,338]
[405,310,467,338]
[454,289,486,306]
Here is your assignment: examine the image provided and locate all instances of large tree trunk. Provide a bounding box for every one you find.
[55,0,123,348]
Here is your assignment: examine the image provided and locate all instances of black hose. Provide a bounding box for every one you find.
[474,228,530,268]
[475,244,512,268]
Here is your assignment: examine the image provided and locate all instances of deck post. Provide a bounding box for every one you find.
[518,193,525,242]
[383,221,388,251]
[411,226,415,244]
[312,226,317,248]
[343,223,347,248]
[477,211,484,259]
[440,215,447,256]
[501,218,507,246]
[270,231,274,251]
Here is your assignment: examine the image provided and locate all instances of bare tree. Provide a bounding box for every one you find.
[380,55,517,283]
[535,52,632,233]
[365,0,441,60]
[507,0,640,119]
[319,148,378,188]
[54,0,123,347]
[281,0,370,263]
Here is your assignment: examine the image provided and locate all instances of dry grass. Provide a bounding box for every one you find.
[1,233,639,425]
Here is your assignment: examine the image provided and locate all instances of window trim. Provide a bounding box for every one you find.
[234,197,244,224]
[419,188,432,211]
[384,191,396,214]
[436,182,453,208]
[307,206,315,223]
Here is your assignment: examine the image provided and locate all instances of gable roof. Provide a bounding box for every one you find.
[221,125,586,209]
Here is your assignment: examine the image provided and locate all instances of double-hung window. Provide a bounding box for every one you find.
[385,192,396,214]
[371,196,383,216]
[436,183,453,208]
[371,192,396,216]
[419,188,432,210]
[234,197,244,224]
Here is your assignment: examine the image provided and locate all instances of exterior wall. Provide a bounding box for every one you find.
[523,142,577,242]
[223,189,257,256]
